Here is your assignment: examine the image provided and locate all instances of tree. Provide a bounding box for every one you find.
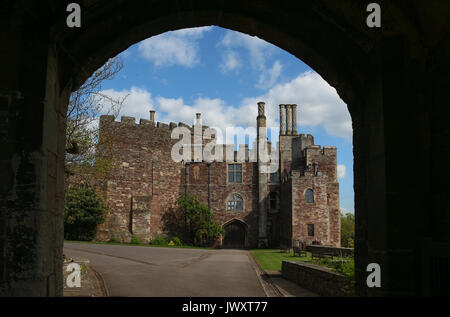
[341,212,355,248]
[174,194,225,247]
[64,185,107,241]
[65,57,128,184]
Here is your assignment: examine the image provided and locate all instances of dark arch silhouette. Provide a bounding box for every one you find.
[1,1,449,296]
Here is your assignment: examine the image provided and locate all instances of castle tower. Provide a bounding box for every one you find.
[257,101,269,247]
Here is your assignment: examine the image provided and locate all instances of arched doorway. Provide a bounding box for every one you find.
[223,220,247,249]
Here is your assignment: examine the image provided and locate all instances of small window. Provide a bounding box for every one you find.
[270,192,277,209]
[308,224,314,237]
[305,189,314,203]
[227,194,243,211]
[228,164,242,183]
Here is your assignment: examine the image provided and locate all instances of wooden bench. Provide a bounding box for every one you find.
[311,249,335,260]
[293,246,307,257]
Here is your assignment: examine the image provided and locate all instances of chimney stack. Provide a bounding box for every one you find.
[196,113,201,125]
[279,104,286,135]
[149,110,155,121]
[292,104,298,135]
[257,101,265,116]
[286,104,292,135]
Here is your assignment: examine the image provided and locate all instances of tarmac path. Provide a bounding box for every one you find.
[63,242,267,297]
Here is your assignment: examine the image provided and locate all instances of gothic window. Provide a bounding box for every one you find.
[308,224,315,237]
[227,193,243,211]
[305,189,314,203]
[228,164,242,183]
[270,192,277,209]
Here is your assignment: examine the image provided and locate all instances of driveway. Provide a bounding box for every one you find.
[63,242,267,297]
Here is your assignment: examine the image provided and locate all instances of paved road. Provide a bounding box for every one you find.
[64,242,267,297]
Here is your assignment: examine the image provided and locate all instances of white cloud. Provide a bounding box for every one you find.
[138,27,212,68]
[220,51,242,73]
[257,60,283,89]
[97,87,256,146]
[337,164,346,179]
[240,71,352,139]
[219,31,271,70]
[218,30,281,89]
[98,70,352,146]
[156,96,255,145]
[99,87,154,119]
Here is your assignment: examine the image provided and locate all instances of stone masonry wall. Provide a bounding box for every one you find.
[96,111,340,248]
[187,161,259,248]
[280,177,293,247]
[280,144,340,247]
[282,260,349,297]
[291,170,331,245]
[97,115,184,243]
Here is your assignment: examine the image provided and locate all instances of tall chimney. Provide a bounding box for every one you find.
[286,104,292,135]
[292,104,298,135]
[256,101,268,247]
[258,101,265,116]
[279,104,286,135]
[196,113,201,125]
[149,110,155,121]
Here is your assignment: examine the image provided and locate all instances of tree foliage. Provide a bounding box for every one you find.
[65,57,128,184]
[64,186,106,241]
[341,212,355,248]
[173,194,225,247]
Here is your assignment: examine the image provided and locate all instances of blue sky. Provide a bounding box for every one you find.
[98,26,354,214]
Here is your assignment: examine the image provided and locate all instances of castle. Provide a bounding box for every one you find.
[96,102,340,248]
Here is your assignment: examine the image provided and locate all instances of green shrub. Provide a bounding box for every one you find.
[341,212,355,248]
[170,236,182,246]
[175,194,225,247]
[130,235,141,245]
[64,185,106,241]
[108,236,121,243]
[150,236,168,246]
[333,258,355,279]
[332,257,355,296]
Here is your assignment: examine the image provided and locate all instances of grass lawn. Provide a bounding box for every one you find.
[250,249,316,271]
[64,240,215,250]
[250,249,356,296]
[250,249,354,274]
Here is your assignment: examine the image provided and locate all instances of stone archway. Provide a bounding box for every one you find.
[1,1,449,296]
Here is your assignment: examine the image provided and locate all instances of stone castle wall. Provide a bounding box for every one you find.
[280,145,340,247]
[96,115,185,243]
[186,161,259,247]
[92,104,340,248]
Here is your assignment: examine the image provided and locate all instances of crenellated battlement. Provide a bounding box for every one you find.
[99,114,279,163]
[99,114,213,133]
[304,144,337,157]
